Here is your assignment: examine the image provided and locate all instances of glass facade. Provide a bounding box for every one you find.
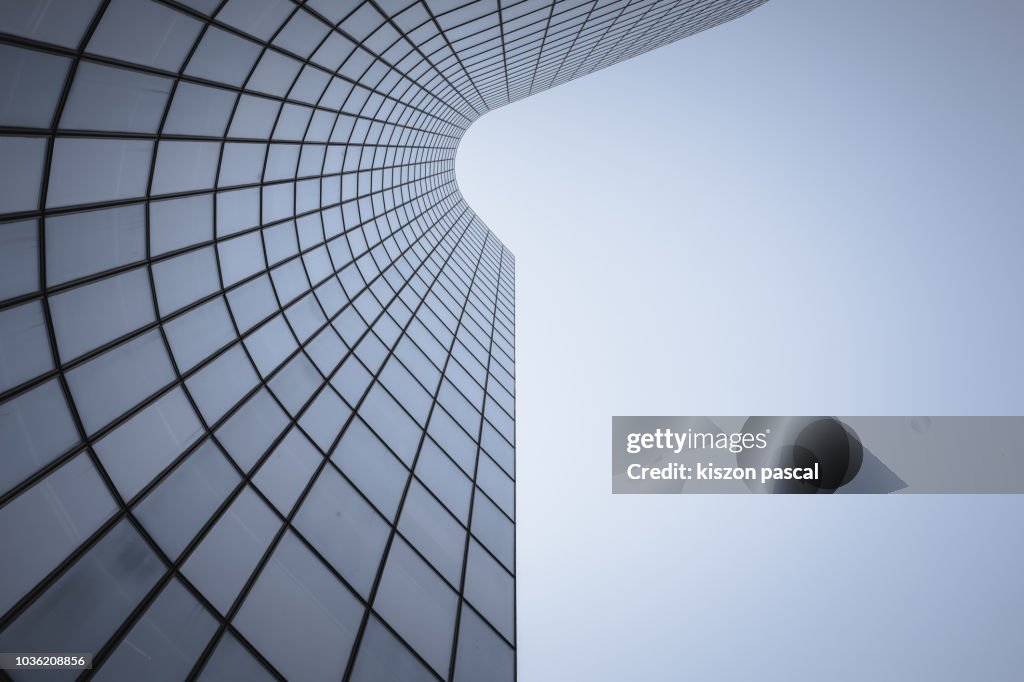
[0,0,764,679]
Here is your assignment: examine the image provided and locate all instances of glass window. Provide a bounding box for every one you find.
[262,182,294,224]
[299,386,350,451]
[0,300,53,394]
[273,10,330,59]
[163,297,236,372]
[45,203,146,285]
[152,140,221,195]
[373,536,457,676]
[226,274,278,332]
[135,439,239,560]
[471,491,513,572]
[246,50,302,97]
[0,136,46,214]
[65,330,175,433]
[330,355,373,406]
[0,219,38,301]
[243,314,296,377]
[453,603,514,682]
[60,61,171,133]
[50,267,156,361]
[268,352,321,416]
[93,387,202,500]
[234,531,362,682]
[87,0,201,71]
[0,379,78,496]
[434,378,477,432]
[0,520,163,661]
[415,437,472,524]
[263,220,298,267]
[185,343,259,424]
[95,578,218,682]
[482,420,514,477]
[152,246,220,314]
[426,406,477,475]
[330,417,407,520]
[216,187,261,237]
[185,27,262,87]
[398,480,466,585]
[463,539,514,640]
[227,94,280,139]
[163,82,238,137]
[252,426,321,515]
[267,259,307,307]
[293,464,389,599]
[150,194,213,256]
[359,384,423,466]
[306,326,346,375]
[273,103,314,140]
[219,143,267,187]
[182,485,280,614]
[0,44,70,127]
[214,388,288,473]
[197,632,275,682]
[350,615,436,682]
[0,453,116,615]
[0,0,104,48]
[47,137,153,208]
[217,232,264,288]
[477,454,514,519]
[217,0,295,41]
[264,145,300,182]
[381,358,433,425]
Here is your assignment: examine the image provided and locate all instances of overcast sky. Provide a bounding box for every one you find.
[457,1,1024,679]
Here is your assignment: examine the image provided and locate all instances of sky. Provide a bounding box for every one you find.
[456,1,1024,680]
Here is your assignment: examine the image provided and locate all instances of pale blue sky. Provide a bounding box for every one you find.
[457,1,1024,679]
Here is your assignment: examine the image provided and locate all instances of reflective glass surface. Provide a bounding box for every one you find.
[0,0,767,677]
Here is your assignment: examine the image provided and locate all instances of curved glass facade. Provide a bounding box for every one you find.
[0,0,765,679]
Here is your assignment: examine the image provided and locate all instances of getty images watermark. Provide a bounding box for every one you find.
[612,416,1024,494]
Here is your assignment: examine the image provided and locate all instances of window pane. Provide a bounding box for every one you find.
[453,603,514,682]
[0,44,69,127]
[0,300,52,393]
[45,203,146,285]
[0,520,163,662]
[197,632,275,682]
[0,136,46,214]
[214,388,288,473]
[65,330,175,434]
[87,0,201,71]
[47,137,153,209]
[93,387,202,500]
[185,343,259,424]
[60,61,171,133]
[0,0,104,48]
[331,418,407,520]
[373,537,457,675]
[135,439,239,560]
[350,616,436,682]
[293,465,389,598]
[182,486,280,614]
[150,194,213,256]
[398,480,466,585]
[252,426,320,515]
[0,379,78,495]
[95,578,218,682]
[0,219,38,300]
[50,267,155,361]
[234,531,362,682]
[463,540,514,641]
[0,453,116,615]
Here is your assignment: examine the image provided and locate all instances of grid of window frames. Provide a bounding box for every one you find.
[0,0,766,680]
